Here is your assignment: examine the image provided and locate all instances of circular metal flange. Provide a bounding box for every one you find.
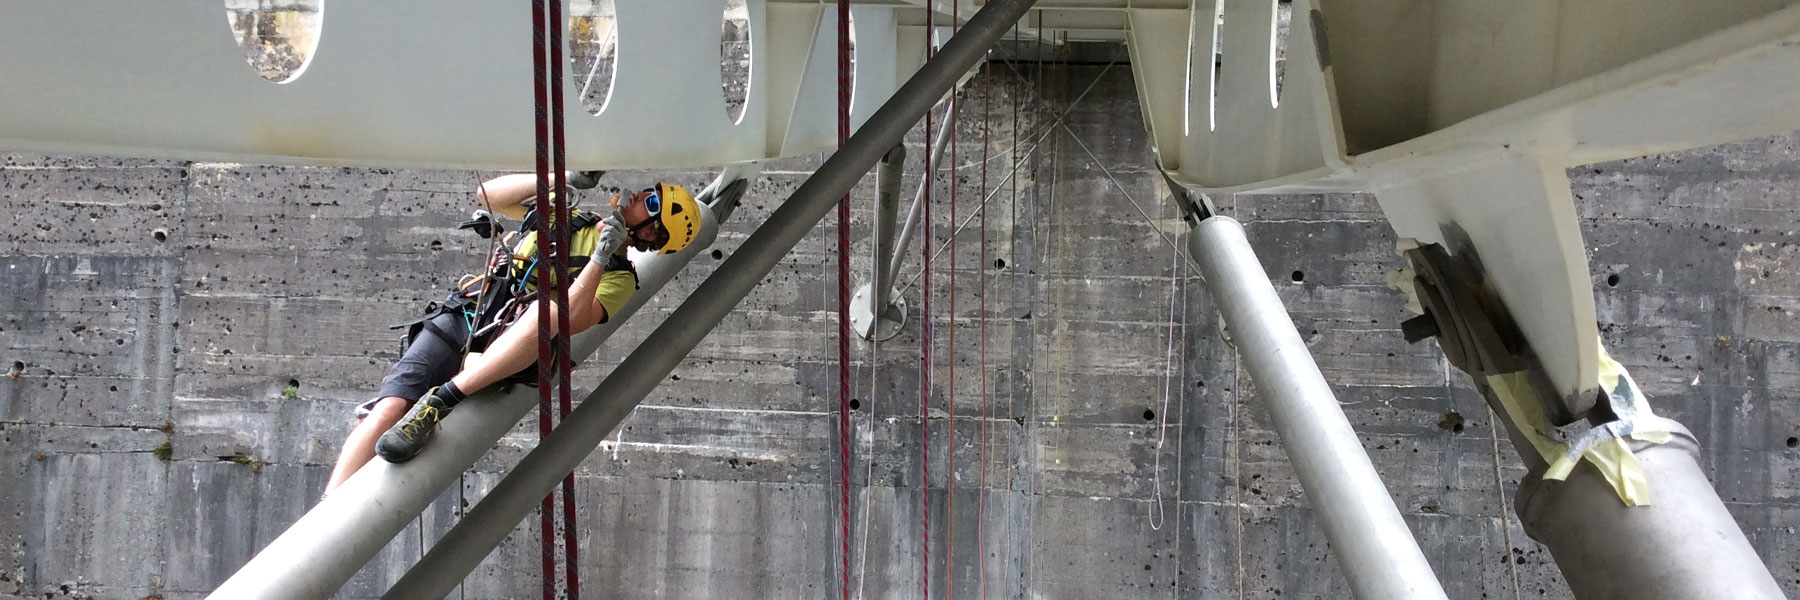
[850,283,907,342]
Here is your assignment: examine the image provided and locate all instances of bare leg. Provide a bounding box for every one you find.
[449,300,587,395]
[325,397,409,493]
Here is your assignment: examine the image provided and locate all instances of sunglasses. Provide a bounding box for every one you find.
[625,187,671,251]
[640,188,662,217]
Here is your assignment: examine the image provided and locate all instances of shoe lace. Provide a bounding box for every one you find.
[399,404,441,438]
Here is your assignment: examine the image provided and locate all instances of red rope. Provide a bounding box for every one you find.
[834,1,853,599]
[976,50,991,600]
[530,2,579,597]
[527,2,558,599]
[919,3,935,598]
[546,0,581,597]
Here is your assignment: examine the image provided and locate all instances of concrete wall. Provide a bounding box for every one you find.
[3,62,1799,599]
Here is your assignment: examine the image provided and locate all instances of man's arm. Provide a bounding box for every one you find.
[475,171,601,220]
[566,216,634,332]
[565,258,611,331]
[475,174,550,221]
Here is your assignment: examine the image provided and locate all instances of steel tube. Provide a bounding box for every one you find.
[873,144,906,314]
[207,178,746,600]
[1517,424,1784,599]
[383,3,1038,596]
[1188,216,1448,600]
[885,101,957,286]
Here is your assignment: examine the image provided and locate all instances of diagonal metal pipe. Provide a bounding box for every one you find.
[382,2,1039,596]
[1186,215,1448,600]
[207,175,749,600]
[872,144,906,314]
[884,100,957,288]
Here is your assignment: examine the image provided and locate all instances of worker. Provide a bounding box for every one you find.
[322,172,701,493]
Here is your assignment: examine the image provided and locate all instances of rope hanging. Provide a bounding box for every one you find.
[834,1,854,599]
[975,48,991,600]
[529,2,578,598]
[919,2,936,598]
[943,1,960,597]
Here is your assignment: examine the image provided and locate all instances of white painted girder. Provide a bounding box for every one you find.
[1137,0,1800,407]
[8,0,1800,410]
[0,1,916,170]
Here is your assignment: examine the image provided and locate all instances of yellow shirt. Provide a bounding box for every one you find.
[510,212,636,322]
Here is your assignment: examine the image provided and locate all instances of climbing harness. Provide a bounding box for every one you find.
[390,206,629,388]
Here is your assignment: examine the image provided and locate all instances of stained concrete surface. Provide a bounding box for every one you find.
[2,63,1800,599]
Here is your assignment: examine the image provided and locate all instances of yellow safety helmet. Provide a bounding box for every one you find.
[651,182,701,255]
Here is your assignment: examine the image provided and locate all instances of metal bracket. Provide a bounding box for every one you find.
[850,283,907,342]
[1401,242,1575,426]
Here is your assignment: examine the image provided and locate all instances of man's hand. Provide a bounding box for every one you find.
[592,216,627,260]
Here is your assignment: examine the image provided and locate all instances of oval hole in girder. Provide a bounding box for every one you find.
[570,0,619,116]
[225,0,323,84]
[1208,0,1224,131]
[721,0,752,124]
[1272,0,1290,106]
[1182,0,1197,137]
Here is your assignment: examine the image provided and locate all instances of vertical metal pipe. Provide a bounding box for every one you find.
[382,3,1038,597]
[206,182,746,600]
[885,101,958,285]
[1188,216,1449,600]
[873,144,906,314]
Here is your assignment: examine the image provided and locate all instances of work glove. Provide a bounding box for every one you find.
[567,170,605,190]
[592,215,628,260]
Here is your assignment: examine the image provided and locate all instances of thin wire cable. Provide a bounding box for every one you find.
[1229,195,1246,600]
[1004,26,1021,595]
[920,4,935,598]
[1168,259,1190,599]
[975,50,991,600]
[835,2,854,598]
[527,2,558,598]
[1149,237,1181,531]
[894,60,1118,296]
[1487,406,1523,600]
[1059,124,1206,275]
[1024,27,1048,593]
[944,3,960,598]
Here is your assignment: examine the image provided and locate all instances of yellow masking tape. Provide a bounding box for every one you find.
[1486,339,1669,506]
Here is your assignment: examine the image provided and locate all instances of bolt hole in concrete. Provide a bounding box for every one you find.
[1143,408,1157,421]
[994,257,1007,270]
[849,399,861,411]
[1607,273,1621,287]
[570,0,618,115]
[711,249,724,260]
[1437,410,1466,434]
[225,0,323,84]
[153,229,169,242]
[1291,270,1305,283]
[1788,436,1798,449]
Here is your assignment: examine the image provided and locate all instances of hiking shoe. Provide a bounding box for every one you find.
[376,388,453,463]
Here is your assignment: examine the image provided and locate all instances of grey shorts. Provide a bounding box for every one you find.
[356,311,469,420]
